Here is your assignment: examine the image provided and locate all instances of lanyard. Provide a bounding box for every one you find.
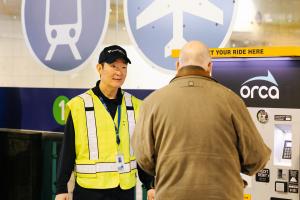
[99,97,121,145]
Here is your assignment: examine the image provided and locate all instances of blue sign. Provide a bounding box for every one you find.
[22,0,109,71]
[0,87,153,132]
[124,0,237,71]
[213,58,300,108]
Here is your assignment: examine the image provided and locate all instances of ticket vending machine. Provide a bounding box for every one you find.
[243,108,300,200]
[213,57,300,200]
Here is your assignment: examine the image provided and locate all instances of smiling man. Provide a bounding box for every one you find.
[55,45,154,200]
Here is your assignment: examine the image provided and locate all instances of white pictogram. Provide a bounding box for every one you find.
[136,0,224,57]
[45,0,82,60]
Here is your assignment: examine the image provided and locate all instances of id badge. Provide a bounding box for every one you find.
[116,153,125,173]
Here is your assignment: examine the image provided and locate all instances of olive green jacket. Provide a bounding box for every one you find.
[132,66,271,200]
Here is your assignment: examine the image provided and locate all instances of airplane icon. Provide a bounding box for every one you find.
[45,0,82,61]
[136,0,224,57]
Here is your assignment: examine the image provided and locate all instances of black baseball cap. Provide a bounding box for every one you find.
[98,45,131,64]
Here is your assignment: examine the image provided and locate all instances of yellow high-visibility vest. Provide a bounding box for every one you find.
[66,89,141,189]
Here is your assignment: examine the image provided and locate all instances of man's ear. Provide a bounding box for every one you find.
[96,63,102,73]
[207,62,213,71]
[207,62,213,76]
[176,60,180,71]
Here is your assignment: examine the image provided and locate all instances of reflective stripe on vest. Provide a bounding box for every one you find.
[123,92,136,157]
[78,91,136,171]
[76,160,137,174]
[79,93,99,160]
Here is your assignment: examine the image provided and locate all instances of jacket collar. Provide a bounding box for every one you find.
[170,65,217,83]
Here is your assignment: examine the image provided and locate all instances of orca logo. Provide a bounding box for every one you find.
[22,0,109,71]
[124,0,237,72]
[240,70,279,99]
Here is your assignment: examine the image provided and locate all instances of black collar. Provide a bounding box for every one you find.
[92,80,123,105]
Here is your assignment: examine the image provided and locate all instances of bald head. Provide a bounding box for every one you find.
[177,41,212,72]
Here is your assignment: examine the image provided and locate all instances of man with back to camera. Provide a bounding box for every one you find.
[132,40,271,200]
[55,45,154,200]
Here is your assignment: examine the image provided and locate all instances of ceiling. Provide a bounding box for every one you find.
[1,0,300,47]
[0,0,20,16]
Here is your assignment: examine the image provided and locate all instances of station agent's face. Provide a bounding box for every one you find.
[97,58,128,90]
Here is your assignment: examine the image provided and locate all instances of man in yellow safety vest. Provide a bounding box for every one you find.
[55,45,154,200]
